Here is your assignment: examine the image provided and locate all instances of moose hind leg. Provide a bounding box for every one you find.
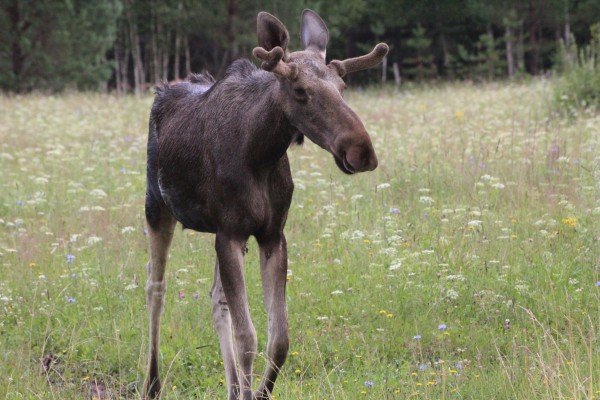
[143,196,176,399]
[210,260,241,400]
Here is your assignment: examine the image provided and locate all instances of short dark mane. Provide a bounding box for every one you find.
[188,72,216,86]
[224,59,259,79]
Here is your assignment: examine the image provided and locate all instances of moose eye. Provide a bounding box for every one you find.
[293,87,308,102]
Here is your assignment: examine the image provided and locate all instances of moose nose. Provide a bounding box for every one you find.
[344,143,378,173]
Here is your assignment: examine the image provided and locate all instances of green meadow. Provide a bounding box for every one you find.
[0,81,598,399]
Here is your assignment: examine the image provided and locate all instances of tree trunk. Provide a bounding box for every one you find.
[151,2,161,84]
[173,2,182,81]
[127,0,144,95]
[7,0,26,92]
[162,33,169,82]
[184,34,191,77]
[527,0,538,74]
[487,24,495,80]
[564,4,572,67]
[393,61,401,90]
[114,31,122,95]
[505,25,515,78]
[219,0,238,76]
[120,23,131,94]
[517,24,525,72]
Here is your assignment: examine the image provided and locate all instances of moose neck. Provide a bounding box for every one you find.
[232,71,297,172]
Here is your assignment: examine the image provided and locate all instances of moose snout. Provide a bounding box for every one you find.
[335,137,378,174]
[345,144,378,172]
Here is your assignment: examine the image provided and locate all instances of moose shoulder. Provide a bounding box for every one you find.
[143,9,388,400]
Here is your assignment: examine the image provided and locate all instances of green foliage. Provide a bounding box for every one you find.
[0,0,122,92]
[3,0,600,90]
[449,33,506,81]
[404,24,436,80]
[553,23,600,114]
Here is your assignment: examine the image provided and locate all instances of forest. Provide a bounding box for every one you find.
[2,0,600,94]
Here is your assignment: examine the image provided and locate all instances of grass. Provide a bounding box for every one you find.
[0,80,599,399]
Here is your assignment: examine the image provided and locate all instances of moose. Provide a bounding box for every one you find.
[143,9,388,400]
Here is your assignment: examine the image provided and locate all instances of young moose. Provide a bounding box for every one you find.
[143,9,388,400]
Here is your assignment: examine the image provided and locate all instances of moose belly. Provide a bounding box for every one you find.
[158,181,218,233]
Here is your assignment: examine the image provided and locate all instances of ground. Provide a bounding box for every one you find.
[0,80,598,399]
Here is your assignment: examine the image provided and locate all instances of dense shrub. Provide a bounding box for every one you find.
[554,23,600,115]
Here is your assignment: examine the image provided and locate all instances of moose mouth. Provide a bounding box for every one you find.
[333,152,356,175]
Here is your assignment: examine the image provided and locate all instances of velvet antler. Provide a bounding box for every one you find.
[329,43,389,77]
[252,46,299,80]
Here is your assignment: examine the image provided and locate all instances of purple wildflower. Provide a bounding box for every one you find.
[66,254,75,264]
[390,207,401,214]
[419,364,427,371]
[68,297,76,303]
[413,335,421,340]
[364,381,374,388]
[596,281,600,287]
[438,324,447,330]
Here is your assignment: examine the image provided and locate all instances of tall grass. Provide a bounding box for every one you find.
[0,80,598,399]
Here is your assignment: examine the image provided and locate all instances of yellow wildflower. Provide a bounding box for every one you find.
[562,218,577,228]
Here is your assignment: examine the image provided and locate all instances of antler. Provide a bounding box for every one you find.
[252,46,299,80]
[329,43,389,77]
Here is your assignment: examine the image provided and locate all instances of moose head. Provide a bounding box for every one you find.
[253,10,388,174]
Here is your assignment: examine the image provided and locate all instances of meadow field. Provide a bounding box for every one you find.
[0,81,598,399]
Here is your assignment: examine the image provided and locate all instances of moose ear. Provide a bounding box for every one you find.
[257,12,290,53]
[300,9,328,60]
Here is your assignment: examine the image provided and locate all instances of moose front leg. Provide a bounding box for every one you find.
[255,234,289,400]
[215,233,257,400]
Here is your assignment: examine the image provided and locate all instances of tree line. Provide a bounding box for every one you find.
[1,0,599,94]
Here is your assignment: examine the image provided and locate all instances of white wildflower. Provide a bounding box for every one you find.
[121,226,136,234]
[377,183,391,190]
[380,247,398,257]
[350,230,365,240]
[89,189,107,198]
[33,176,49,185]
[388,260,403,271]
[419,196,434,205]
[86,235,103,245]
